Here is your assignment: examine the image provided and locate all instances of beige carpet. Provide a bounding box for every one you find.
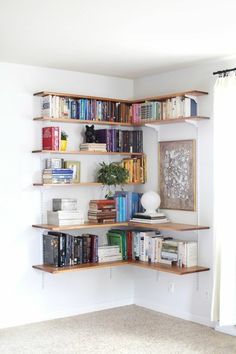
[0,305,236,354]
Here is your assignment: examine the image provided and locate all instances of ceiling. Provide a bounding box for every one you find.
[1,0,236,79]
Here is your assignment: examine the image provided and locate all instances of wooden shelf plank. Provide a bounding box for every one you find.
[128,222,210,231]
[33,261,130,274]
[33,182,144,187]
[33,90,208,104]
[129,260,210,275]
[32,260,210,275]
[34,91,132,103]
[133,116,210,126]
[32,150,144,156]
[132,90,208,103]
[33,116,133,126]
[32,222,129,231]
[32,221,209,231]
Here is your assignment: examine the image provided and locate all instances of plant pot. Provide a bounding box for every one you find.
[60,140,67,151]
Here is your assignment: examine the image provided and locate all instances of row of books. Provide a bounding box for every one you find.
[121,156,146,183]
[114,192,144,222]
[107,229,198,267]
[41,95,198,124]
[132,101,161,123]
[133,231,197,266]
[95,129,143,153]
[47,210,84,226]
[43,232,98,267]
[88,199,116,224]
[42,95,131,123]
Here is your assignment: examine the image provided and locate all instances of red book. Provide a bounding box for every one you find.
[127,231,133,260]
[42,127,60,150]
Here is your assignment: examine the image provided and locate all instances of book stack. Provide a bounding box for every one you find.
[43,232,98,267]
[107,229,133,260]
[42,126,60,150]
[53,198,77,211]
[41,95,132,123]
[47,210,84,226]
[45,158,64,169]
[98,245,122,263]
[42,168,74,184]
[130,212,169,224]
[114,191,144,222]
[88,199,116,224]
[121,156,146,183]
[95,129,143,153]
[80,143,107,152]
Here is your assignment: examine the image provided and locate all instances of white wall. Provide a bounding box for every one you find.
[0,63,134,328]
[133,57,236,326]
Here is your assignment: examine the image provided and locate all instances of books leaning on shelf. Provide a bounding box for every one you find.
[132,101,161,123]
[42,168,74,184]
[80,143,107,152]
[121,155,146,183]
[114,191,144,222]
[107,229,133,260]
[88,199,116,224]
[162,96,197,120]
[47,210,84,226]
[43,232,98,267]
[98,245,122,263]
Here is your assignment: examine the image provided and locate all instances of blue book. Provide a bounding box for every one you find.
[118,196,123,222]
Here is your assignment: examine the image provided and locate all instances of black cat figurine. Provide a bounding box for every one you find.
[85,125,98,143]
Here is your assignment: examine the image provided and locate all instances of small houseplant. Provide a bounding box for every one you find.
[60,131,68,151]
[97,162,129,198]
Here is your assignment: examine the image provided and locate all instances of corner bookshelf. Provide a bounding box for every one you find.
[32,88,210,276]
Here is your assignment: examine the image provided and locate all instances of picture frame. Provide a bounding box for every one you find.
[159,139,196,211]
[64,161,81,183]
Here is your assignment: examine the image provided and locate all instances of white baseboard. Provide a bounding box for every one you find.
[215,325,236,336]
[134,297,213,328]
[0,298,134,329]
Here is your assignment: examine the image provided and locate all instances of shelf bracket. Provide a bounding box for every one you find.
[109,267,112,280]
[156,271,160,283]
[144,124,161,133]
[184,119,199,128]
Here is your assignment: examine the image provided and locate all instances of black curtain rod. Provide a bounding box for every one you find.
[213,67,236,76]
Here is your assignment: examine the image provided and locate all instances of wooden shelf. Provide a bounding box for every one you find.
[33,182,143,187]
[132,90,208,103]
[32,150,144,156]
[128,222,209,231]
[34,91,131,103]
[34,116,133,126]
[32,222,128,231]
[34,89,208,104]
[134,116,210,126]
[32,260,209,275]
[32,221,209,232]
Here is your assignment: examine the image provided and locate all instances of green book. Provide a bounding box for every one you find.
[107,230,127,260]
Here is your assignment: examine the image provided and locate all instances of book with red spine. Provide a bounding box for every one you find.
[42,126,60,150]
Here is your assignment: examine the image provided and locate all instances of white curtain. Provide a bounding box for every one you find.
[211,74,236,326]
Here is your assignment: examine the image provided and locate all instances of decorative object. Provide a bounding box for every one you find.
[96,162,129,198]
[141,191,161,215]
[159,140,196,211]
[60,131,68,151]
[85,125,98,143]
[64,161,80,183]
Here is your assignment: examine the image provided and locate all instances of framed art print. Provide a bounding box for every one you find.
[159,140,196,211]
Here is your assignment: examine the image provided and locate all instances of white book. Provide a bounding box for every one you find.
[42,95,52,117]
[99,255,123,263]
[130,218,169,224]
[48,219,84,226]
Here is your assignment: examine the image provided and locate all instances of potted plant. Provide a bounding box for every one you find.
[60,131,68,151]
[97,162,129,198]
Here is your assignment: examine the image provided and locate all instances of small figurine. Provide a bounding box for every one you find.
[85,125,98,143]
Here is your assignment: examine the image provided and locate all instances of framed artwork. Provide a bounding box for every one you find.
[64,161,81,183]
[159,140,196,211]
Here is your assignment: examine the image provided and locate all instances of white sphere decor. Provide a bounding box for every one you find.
[141,191,161,216]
